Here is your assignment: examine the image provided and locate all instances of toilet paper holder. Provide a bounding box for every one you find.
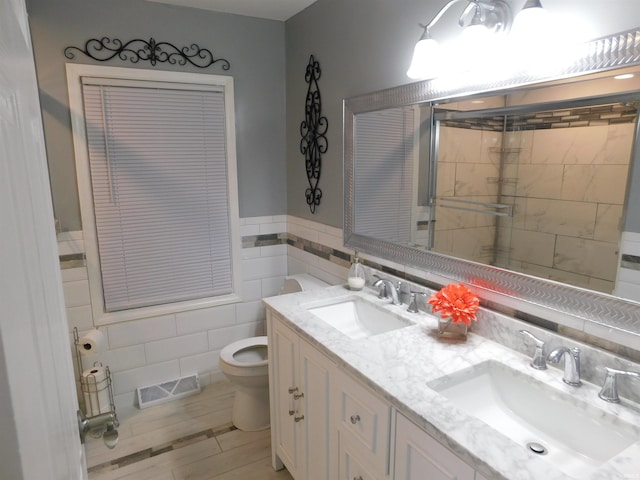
[73,327,119,449]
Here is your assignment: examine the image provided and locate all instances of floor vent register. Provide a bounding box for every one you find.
[136,374,201,409]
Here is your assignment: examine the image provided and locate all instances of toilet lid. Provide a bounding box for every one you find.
[220,336,268,368]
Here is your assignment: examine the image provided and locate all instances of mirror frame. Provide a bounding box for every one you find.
[344,27,640,348]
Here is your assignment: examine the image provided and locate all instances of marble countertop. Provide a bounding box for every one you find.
[263,284,640,480]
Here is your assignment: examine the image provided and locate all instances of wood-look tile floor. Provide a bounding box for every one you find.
[87,381,293,480]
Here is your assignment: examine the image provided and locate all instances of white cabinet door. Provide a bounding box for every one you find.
[300,338,334,480]
[267,310,335,480]
[270,314,302,477]
[395,413,475,480]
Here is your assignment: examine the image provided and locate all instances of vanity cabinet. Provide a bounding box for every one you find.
[394,413,475,480]
[267,310,335,480]
[267,307,484,480]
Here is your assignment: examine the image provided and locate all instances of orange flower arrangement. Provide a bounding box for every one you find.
[428,283,479,326]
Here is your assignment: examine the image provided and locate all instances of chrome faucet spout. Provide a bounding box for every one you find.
[547,346,581,386]
[373,278,401,305]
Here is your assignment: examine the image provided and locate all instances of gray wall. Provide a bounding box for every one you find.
[285,0,640,228]
[26,0,640,232]
[27,0,286,231]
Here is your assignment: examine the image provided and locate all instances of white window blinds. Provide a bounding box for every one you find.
[82,82,234,312]
[353,107,415,245]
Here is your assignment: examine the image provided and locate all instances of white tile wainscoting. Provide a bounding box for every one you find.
[60,214,640,414]
[59,215,351,413]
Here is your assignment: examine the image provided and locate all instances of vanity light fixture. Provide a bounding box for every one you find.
[407,0,511,79]
[407,0,565,80]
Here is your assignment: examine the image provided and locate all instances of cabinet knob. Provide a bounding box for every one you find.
[294,414,305,422]
[350,414,360,425]
[288,386,298,394]
[353,476,364,480]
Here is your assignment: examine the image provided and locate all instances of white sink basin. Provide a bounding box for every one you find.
[429,361,639,477]
[306,296,412,339]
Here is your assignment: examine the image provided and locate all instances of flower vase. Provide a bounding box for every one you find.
[437,317,468,340]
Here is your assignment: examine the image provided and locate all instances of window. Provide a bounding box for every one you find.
[67,65,241,324]
[353,106,416,245]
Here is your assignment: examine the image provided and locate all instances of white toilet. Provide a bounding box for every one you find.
[218,274,329,431]
[218,336,269,431]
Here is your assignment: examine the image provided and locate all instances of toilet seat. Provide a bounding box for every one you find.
[220,336,268,369]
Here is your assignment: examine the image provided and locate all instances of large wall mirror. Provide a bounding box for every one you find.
[345,28,640,348]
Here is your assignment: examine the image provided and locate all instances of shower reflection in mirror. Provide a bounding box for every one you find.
[353,95,638,296]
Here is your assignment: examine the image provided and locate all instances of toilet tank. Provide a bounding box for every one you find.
[279,273,330,295]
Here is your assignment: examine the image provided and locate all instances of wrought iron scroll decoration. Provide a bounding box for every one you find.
[300,55,328,214]
[64,37,230,70]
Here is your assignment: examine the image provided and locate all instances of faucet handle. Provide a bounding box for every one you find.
[373,277,390,299]
[407,291,426,313]
[519,330,547,370]
[598,366,640,403]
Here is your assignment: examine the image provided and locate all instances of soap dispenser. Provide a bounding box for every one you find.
[347,252,366,290]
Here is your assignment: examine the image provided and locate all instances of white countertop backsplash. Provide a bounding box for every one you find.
[263,282,640,480]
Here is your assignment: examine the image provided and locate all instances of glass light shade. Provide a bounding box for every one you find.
[459,23,492,43]
[407,37,441,80]
[510,5,550,41]
[454,23,494,72]
[510,6,585,71]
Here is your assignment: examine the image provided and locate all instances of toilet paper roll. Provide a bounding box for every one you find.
[82,366,111,416]
[79,329,105,355]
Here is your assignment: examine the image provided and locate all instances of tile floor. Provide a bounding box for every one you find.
[86,381,293,480]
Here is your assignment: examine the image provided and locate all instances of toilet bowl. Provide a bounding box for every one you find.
[218,336,269,431]
[219,274,330,431]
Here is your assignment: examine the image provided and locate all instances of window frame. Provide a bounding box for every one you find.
[67,64,242,325]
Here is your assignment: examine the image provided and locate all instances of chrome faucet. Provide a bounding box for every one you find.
[547,346,581,386]
[519,330,547,370]
[373,277,401,305]
[598,367,640,403]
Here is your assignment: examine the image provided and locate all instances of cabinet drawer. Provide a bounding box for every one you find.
[395,413,475,480]
[334,369,390,475]
[339,438,381,480]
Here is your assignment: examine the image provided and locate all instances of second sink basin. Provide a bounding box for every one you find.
[429,360,639,478]
[305,296,412,339]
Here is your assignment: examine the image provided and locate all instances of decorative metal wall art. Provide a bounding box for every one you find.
[300,55,328,214]
[64,37,230,70]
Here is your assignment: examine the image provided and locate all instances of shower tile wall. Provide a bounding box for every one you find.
[435,126,501,264]
[502,123,633,293]
[436,119,633,294]
[59,215,349,411]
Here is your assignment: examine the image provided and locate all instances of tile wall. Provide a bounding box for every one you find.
[436,120,633,294]
[60,213,640,413]
[59,215,349,412]
[434,126,500,265]
[501,123,632,293]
